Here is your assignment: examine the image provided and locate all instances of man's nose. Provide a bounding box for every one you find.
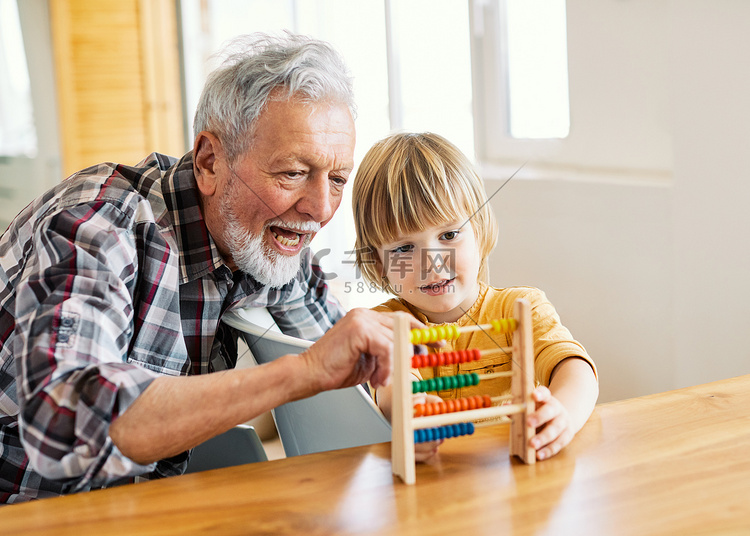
[296,174,335,223]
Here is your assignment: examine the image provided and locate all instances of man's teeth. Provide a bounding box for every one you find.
[273,231,300,246]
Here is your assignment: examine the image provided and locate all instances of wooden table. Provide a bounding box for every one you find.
[2,375,750,535]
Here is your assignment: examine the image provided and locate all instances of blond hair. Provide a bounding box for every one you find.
[352,132,498,291]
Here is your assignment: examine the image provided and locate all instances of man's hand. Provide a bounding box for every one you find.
[298,309,426,395]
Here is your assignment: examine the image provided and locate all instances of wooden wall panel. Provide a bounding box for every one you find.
[50,0,185,177]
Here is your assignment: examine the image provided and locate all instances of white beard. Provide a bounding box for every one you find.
[221,186,319,288]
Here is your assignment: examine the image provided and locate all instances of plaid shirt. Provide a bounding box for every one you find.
[0,152,344,503]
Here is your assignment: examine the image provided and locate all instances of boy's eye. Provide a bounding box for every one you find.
[391,244,414,254]
[441,230,459,241]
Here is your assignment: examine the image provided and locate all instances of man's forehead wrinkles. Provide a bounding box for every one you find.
[268,150,352,170]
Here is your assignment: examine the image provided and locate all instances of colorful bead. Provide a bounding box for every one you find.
[413,421,477,443]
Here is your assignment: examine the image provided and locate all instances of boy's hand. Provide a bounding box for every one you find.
[526,386,575,461]
[414,393,444,462]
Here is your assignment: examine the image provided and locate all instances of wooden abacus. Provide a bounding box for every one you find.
[391,298,535,485]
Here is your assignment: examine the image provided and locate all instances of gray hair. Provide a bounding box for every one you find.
[193,32,356,163]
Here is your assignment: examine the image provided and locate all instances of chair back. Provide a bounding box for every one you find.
[223,308,392,457]
[185,425,268,473]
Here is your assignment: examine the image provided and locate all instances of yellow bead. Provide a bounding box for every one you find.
[410,330,420,344]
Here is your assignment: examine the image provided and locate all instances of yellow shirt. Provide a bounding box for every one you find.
[374,284,597,400]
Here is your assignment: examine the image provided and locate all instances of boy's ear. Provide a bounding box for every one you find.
[374,256,385,281]
[193,131,221,197]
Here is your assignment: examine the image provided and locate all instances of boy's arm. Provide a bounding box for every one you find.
[374,373,417,422]
[375,380,444,462]
[527,356,599,460]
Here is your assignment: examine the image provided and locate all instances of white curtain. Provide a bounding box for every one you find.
[0,0,37,157]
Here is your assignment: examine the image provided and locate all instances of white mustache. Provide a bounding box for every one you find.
[265,220,321,234]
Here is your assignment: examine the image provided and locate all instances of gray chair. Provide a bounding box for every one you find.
[222,307,392,457]
[185,425,268,474]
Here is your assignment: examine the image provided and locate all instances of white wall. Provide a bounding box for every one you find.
[671,2,750,390]
[486,0,750,402]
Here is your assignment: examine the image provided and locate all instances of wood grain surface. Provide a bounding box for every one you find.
[2,375,749,535]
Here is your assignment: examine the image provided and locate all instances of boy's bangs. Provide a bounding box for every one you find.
[395,181,468,237]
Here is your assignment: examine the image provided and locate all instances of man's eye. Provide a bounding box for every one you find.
[441,230,459,240]
[391,244,413,254]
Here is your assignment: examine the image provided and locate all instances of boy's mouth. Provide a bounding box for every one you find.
[420,278,455,296]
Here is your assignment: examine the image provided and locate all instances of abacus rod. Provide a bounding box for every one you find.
[412,394,513,416]
[480,347,513,356]
[413,403,527,429]
[474,417,510,427]
[410,347,512,368]
[412,371,514,395]
[459,323,496,334]
[477,371,513,380]
[491,394,513,404]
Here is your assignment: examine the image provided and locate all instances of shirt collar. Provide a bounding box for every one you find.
[161,151,227,284]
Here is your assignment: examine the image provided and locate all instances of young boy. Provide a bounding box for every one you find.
[352,132,598,461]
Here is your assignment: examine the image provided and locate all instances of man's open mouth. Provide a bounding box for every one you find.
[270,226,303,247]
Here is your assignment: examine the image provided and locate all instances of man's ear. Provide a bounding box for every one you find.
[193,131,221,196]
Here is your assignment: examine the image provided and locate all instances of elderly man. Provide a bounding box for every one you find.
[0,33,416,503]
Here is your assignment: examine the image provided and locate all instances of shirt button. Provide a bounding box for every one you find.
[58,334,69,343]
[61,318,73,327]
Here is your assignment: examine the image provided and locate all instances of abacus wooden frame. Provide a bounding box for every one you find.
[391,298,536,485]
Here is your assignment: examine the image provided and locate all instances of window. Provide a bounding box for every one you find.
[179,0,474,307]
[472,0,671,183]
[505,0,569,139]
[0,0,37,157]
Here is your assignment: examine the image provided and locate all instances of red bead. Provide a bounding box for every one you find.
[471,349,481,361]
[482,395,492,408]
[414,405,423,417]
